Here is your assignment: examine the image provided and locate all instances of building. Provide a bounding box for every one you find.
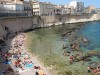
[69,0,77,9]
[96,8,100,14]
[0,0,32,15]
[85,6,96,14]
[76,2,84,14]
[64,5,76,15]
[0,2,4,13]
[53,4,76,15]
[23,1,33,15]
[32,1,55,15]
[2,3,23,13]
[54,5,63,15]
[68,1,84,15]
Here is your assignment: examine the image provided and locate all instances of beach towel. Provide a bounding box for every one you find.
[3,61,11,64]
[18,68,30,73]
[25,63,33,68]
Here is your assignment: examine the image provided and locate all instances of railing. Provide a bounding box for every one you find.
[0,13,29,18]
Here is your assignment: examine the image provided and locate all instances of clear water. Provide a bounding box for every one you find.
[29,22,100,67]
[78,21,100,51]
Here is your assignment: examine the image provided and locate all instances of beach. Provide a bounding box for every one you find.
[0,33,54,75]
[0,22,100,75]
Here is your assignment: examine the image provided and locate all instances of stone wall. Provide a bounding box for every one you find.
[0,16,39,40]
[41,14,100,27]
[0,21,5,40]
[0,14,100,40]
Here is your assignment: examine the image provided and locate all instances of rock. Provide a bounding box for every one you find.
[87,50,100,56]
[83,58,91,61]
[76,54,90,61]
[62,46,67,49]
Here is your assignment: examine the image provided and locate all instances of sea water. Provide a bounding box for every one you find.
[29,21,100,65]
[78,21,100,63]
[79,21,100,51]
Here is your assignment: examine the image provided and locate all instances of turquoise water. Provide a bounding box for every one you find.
[30,22,100,62]
[79,21,100,51]
[30,22,100,55]
[28,22,100,74]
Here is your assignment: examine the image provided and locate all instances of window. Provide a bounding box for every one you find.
[6,7,7,9]
[12,7,13,9]
[24,7,26,10]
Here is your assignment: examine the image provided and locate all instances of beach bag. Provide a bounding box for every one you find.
[35,71,39,75]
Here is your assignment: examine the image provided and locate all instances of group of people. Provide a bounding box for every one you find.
[0,33,47,75]
[62,44,81,64]
[87,66,100,75]
[9,33,34,70]
[62,43,100,75]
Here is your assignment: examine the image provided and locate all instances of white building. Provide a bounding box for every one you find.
[76,2,84,14]
[68,1,84,14]
[60,4,75,15]
[0,0,32,15]
[33,1,55,15]
[0,2,4,13]
[3,3,23,13]
[69,0,77,9]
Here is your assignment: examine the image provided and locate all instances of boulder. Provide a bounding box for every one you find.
[87,50,100,56]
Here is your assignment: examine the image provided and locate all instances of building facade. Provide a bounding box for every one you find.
[69,1,77,9]
[96,8,100,14]
[76,2,84,14]
[64,5,76,15]
[0,0,32,15]
[85,6,96,14]
[3,3,23,13]
[23,1,32,15]
[54,5,63,15]
[33,1,55,15]
[0,2,4,13]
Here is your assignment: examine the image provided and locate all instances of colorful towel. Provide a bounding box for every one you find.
[3,61,11,64]
[25,63,33,68]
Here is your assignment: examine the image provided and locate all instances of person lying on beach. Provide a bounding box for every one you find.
[3,67,14,74]
[92,67,100,74]
[17,49,21,54]
[3,57,10,64]
[23,59,32,65]
[13,53,19,59]
[92,68,98,74]
[4,51,11,58]
[34,66,41,69]
[15,59,21,67]
[19,63,25,70]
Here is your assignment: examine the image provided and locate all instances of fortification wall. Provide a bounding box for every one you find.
[0,14,100,40]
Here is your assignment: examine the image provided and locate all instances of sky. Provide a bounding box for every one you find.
[38,0,100,8]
